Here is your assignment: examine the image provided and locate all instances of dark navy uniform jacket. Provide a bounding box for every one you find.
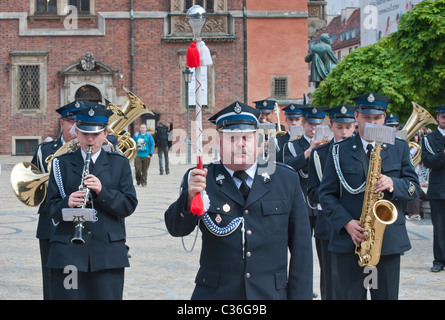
[274,132,290,162]
[422,129,445,199]
[307,140,334,240]
[319,134,420,254]
[283,136,317,215]
[165,161,313,300]
[44,149,137,272]
[31,137,64,240]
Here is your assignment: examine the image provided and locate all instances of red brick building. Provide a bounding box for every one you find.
[0,0,311,155]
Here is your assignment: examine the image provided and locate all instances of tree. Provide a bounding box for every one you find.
[311,36,412,120]
[389,0,445,108]
[311,0,445,121]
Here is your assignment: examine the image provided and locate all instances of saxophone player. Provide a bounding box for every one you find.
[319,93,420,300]
[44,104,138,299]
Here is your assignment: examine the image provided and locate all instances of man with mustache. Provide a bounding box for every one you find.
[165,101,313,300]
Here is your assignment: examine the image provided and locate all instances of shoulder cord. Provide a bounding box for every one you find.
[423,136,435,155]
[332,144,366,194]
[287,142,308,179]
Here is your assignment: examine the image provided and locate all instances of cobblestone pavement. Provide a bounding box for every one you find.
[1,154,444,300]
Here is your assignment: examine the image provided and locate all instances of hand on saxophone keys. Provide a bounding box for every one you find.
[375,174,394,193]
[345,220,367,247]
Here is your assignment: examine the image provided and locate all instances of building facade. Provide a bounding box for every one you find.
[0,0,310,155]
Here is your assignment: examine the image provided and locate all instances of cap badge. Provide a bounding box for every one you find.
[263,101,268,107]
[367,93,375,103]
[290,105,295,110]
[341,106,347,114]
[312,107,318,114]
[88,108,95,117]
[234,103,242,114]
[75,101,81,108]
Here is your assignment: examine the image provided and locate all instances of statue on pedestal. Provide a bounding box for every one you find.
[305,33,338,88]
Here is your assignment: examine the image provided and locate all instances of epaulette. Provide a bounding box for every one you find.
[275,161,297,172]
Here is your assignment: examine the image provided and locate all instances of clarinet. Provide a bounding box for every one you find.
[71,145,93,244]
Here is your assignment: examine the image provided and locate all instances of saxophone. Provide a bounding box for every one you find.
[355,142,398,267]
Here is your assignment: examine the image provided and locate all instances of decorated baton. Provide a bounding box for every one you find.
[186,5,212,216]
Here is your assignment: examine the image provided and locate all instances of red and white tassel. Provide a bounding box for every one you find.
[198,41,213,66]
[186,41,200,68]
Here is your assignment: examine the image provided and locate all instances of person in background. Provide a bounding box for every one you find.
[155,119,171,175]
[133,123,154,187]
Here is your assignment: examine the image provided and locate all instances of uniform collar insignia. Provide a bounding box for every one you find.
[216,173,225,185]
[261,172,270,183]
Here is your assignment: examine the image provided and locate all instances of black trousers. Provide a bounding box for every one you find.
[49,267,125,300]
[39,239,51,300]
[430,199,445,267]
[331,252,401,300]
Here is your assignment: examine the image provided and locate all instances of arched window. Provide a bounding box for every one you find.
[75,85,102,103]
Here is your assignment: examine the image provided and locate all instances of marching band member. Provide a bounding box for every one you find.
[319,93,420,299]
[283,105,328,233]
[165,101,313,300]
[31,100,86,299]
[45,105,137,299]
[274,104,303,162]
[421,105,445,272]
[307,104,356,300]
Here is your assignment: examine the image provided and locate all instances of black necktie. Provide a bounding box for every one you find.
[366,144,373,159]
[234,171,250,200]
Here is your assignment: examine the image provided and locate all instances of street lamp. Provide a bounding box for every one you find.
[183,67,193,164]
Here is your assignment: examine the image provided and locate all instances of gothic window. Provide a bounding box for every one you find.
[184,0,214,13]
[75,85,102,103]
[69,0,91,14]
[35,0,57,14]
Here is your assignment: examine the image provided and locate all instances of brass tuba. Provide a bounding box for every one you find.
[403,102,437,167]
[355,142,398,267]
[10,139,79,207]
[106,87,154,162]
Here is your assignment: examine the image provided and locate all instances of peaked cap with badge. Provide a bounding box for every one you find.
[329,105,356,123]
[351,92,391,115]
[56,100,90,119]
[75,102,113,133]
[283,104,304,118]
[385,113,400,127]
[253,98,277,114]
[301,105,329,124]
[208,101,261,132]
[434,105,445,116]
